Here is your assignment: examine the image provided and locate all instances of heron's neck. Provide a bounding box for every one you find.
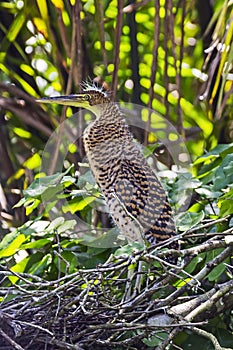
[93,102,122,124]
[84,102,131,144]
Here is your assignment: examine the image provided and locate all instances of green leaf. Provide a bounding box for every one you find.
[208,263,226,282]
[13,197,27,208]
[0,230,21,251]
[23,166,74,199]
[219,199,233,217]
[143,332,169,347]
[78,170,96,187]
[28,254,51,275]
[81,227,128,249]
[185,255,204,274]
[21,238,52,250]
[57,220,77,234]
[45,217,65,231]
[194,143,233,165]
[13,127,31,139]
[175,211,205,231]
[195,186,222,199]
[24,176,62,199]
[62,196,97,213]
[54,251,78,274]
[23,153,41,170]
[6,10,25,42]
[0,234,27,258]
[9,256,30,284]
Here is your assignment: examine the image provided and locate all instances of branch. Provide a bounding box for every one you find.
[188,327,232,350]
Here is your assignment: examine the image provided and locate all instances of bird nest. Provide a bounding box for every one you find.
[0,230,232,350]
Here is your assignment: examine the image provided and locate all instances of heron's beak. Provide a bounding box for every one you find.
[36,94,89,107]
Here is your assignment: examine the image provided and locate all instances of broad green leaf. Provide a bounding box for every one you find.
[194,143,233,166]
[46,217,65,231]
[25,198,40,215]
[57,220,77,234]
[28,254,51,275]
[0,230,20,251]
[21,238,52,250]
[219,199,233,217]
[195,187,222,199]
[62,196,97,213]
[185,255,204,274]
[208,263,226,282]
[0,234,27,258]
[24,174,63,198]
[9,256,30,284]
[175,211,205,231]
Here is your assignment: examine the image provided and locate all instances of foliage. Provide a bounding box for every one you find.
[0,0,233,349]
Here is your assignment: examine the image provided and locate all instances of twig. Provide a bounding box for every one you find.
[0,327,25,350]
[188,327,233,350]
[112,0,124,99]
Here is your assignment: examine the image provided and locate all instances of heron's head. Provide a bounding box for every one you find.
[37,87,111,115]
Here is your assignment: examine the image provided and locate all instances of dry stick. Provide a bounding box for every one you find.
[75,1,85,159]
[155,327,181,350]
[0,98,52,136]
[171,280,233,318]
[112,0,124,99]
[0,124,15,180]
[123,0,150,13]
[75,0,83,86]
[164,0,170,121]
[144,0,160,145]
[155,246,233,310]
[180,238,227,256]
[57,8,71,56]
[184,279,233,322]
[0,83,35,102]
[177,0,185,136]
[94,0,108,70]
[156,254,233,350]
[0,327,25,350]
[184,216,230,233]
[48,6,77,176]
[189,327,232,350]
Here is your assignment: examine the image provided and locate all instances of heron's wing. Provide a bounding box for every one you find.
[112,155,177,246]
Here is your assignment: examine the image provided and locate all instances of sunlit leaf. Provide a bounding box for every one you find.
[24,153,41,170]
[0,234,27,259]
[36,0,48,20]
[62,196,97,213]
[32,17,48,38]
[51,0,64,10]
[6,10,25,42]
[13,127,31,139]
[9,256,30,284]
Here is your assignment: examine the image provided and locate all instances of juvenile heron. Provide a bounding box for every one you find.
[37,84,178,253]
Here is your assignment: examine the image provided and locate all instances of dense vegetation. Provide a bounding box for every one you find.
[0,0,233,349]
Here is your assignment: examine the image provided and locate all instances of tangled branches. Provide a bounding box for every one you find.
[0,227,232,350]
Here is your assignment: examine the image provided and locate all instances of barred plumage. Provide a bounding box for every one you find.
[37,85,178,252]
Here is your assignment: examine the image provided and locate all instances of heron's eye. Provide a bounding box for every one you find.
[85,94,91,101]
